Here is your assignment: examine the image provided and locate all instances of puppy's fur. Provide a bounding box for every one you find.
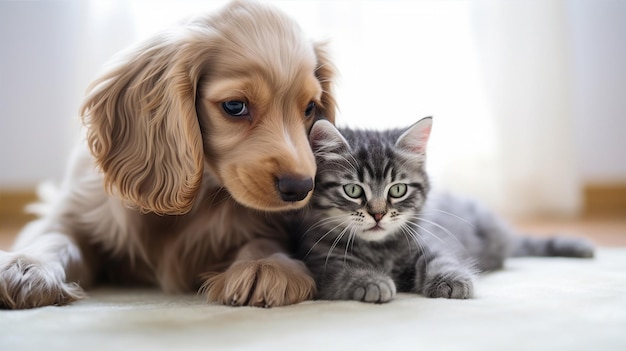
[0,1,336,309]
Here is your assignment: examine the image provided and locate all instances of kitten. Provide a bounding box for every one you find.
[295,117,594,303]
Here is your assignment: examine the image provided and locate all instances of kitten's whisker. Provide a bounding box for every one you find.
[301,215,347,237]
[408,216,471,257]
[406,228,430,257]
[400,223,427,255]
[345,225,358,260]
[405,220,446,246]
[399,224,414,256]
[299,216,348,244]
[325,225,351,269]
[421,208,475,228]
[303,219,350,260]
[409,215,462,244]
[342,224,358,265]
[343,226,357,266]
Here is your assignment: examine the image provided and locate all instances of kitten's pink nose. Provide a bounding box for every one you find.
[373,213,385,222]
[367,199,387,222]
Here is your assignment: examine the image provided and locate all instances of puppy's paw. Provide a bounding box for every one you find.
[0,253,85,309]
[201,254,315,307]
[423,273,474,299]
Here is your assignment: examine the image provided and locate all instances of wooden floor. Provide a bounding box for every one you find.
[1,217,625,251]
[0,224,21,250]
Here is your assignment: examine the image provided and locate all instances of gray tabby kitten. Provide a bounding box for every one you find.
[296,117,594,303]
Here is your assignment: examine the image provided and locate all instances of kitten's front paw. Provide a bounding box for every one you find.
[423,273,474,299]
[328,270,396,304]
[352,277,396,303]
[201,254,315,308]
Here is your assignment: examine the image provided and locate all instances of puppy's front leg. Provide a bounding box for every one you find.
[202,239,315,307]
[0,221,92,309]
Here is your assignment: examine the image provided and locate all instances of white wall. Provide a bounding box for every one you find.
[0,1,82,188]
[568,0,626,183]
[0,1,138,189]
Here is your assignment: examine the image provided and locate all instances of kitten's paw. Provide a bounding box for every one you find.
[352,277,396,303]
[423,273,473,299]
[0,253,85,309]
[201,254,315,308]
[550,237,595,258]
[329,271,396,304]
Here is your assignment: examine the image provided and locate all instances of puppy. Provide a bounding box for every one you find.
[0,0,336,309]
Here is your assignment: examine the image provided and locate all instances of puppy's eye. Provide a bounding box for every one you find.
[222,101,248,117]
[304,101,316,118]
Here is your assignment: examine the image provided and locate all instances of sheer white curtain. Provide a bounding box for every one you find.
[470,0,581,217]
[14,0,581,218]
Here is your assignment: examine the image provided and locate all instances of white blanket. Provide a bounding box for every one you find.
[2,248,625,351]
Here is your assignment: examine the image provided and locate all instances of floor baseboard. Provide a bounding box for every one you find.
[583,183,626,217]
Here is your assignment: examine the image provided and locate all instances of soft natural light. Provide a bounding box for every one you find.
[121,0,498,204]
[0,0,590,217]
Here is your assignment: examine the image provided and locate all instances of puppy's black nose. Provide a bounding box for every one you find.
[276,176,314,202]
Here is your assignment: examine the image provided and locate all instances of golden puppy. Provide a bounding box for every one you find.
[0,0,335,309]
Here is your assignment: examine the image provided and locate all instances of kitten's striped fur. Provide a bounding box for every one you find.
[296,118,594,303]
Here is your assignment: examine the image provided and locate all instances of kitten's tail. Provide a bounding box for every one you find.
[509,235,595,258]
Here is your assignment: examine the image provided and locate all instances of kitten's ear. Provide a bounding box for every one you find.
[309,120,350,155]
[396,117,433,155]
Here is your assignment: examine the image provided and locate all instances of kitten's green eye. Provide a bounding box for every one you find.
[388,183,407,198]
[343,184,364,199]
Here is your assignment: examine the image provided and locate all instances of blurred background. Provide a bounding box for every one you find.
[1,0,625,238]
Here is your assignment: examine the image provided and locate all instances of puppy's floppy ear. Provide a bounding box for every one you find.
[313,42,337,124]
[81,29,213,215]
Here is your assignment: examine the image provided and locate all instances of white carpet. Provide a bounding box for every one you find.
[2,248,626,351]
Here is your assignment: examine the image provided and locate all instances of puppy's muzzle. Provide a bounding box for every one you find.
[276,175,314,202]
